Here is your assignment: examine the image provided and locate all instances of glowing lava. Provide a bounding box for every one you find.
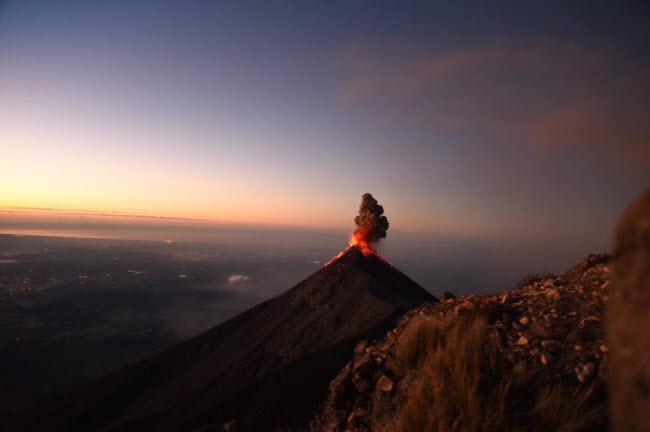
[348,228,375,255]
[323,230,382,267]
[324,193,391,266]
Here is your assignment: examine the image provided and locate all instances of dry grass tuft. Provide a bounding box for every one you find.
[396,313,605,432]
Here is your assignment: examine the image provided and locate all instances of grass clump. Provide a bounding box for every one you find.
[396,313,605,432]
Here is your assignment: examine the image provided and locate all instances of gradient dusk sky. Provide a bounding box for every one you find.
[1,1,648,240]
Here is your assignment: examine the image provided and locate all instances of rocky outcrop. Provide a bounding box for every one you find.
[608,189,650,431]
[312,254,610,431]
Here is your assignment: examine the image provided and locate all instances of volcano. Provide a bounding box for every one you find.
[12,246,436,432]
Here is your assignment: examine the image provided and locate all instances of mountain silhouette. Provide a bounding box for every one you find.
[11,245,436,431]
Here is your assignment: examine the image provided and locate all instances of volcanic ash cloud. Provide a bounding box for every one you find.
[352,193,389,250]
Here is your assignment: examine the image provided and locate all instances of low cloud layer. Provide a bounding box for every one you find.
[228,274,249,284]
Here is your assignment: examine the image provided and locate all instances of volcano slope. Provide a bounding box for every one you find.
[10,246,435,432]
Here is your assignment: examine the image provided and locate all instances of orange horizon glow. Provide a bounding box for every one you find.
[0,205,352,230]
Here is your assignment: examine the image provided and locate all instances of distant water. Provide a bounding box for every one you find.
[0,220,606,296]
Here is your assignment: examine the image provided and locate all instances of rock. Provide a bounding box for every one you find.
[540,353,552,365]
[347,408,364,424]
[581,316,602,326]
[528,323,548,338]
[545,288,559,298]
[441,291,456,300]
[587,254,609,266]
[608,189,650,431]
[600,344,609,353]
[513,361,528,375]
[489,331,506,347]
[376,375,394,392]
[222,419,237,432]
[353,340,368,358]
[519,316,530,325]
[517,336,529,346]
[454,301,474,312]
[352,368,371,393]
[583,362,595,377]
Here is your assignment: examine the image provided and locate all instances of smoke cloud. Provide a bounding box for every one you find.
[353,193,389,247]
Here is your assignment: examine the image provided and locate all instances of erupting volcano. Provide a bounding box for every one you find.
[11,195,436,432]
[350,193,389,255]
[327,193,392,265]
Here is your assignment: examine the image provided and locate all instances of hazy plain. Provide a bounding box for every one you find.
[0,218,607,419]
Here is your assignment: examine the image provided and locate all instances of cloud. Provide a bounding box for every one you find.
[227,274,249,284]
[332,39,650,164]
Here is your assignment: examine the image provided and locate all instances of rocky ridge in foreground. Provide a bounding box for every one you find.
[312,254,610,432]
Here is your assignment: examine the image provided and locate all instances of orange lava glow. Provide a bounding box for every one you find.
[348,229,375,255]
[324,230,379,266]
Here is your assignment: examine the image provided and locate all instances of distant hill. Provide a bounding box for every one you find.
[10,245,435,431]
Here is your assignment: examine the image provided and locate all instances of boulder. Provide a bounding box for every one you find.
[608,189,650,431]
[441,291,456,300]
[375,374,394,392]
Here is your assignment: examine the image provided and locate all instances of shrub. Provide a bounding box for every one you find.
[396,313,605,432]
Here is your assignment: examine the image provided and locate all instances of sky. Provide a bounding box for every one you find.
[1,1,649,243]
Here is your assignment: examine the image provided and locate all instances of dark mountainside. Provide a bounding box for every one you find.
[9,245,436,432]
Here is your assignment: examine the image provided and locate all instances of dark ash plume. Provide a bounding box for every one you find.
[354,193,389,246]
